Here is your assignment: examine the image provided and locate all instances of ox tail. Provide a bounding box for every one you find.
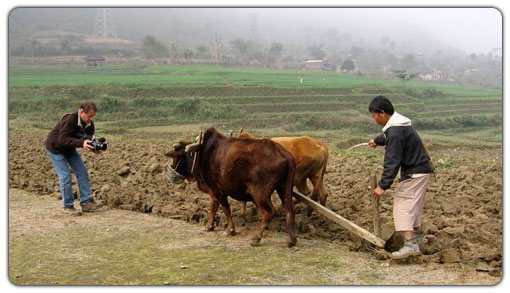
[281,148,297,247]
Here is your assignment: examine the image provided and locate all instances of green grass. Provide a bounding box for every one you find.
[8,64,502,149]
[8,64,500,93]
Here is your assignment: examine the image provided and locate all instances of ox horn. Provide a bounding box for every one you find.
[186,131,203,153]
[172,143,180,149]
[185,143,201,152]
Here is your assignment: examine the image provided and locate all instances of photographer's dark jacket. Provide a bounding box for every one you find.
[373,112,431,190]
[45,110,95,155]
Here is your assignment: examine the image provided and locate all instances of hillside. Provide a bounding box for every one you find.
[8,8,502,88]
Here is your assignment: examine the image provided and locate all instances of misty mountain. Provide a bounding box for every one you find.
[8,7,460,57]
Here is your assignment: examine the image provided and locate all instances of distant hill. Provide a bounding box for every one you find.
[9,8,96,39]
[8,7,448,55]
[8,8,249,47]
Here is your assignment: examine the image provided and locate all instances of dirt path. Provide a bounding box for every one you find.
[8,188,500,285]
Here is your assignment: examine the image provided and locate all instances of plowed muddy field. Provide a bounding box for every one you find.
[9,129,502,275]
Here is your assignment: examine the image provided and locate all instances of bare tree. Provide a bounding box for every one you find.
[184,49,194,64]
[210,33,223,67]
[169,42,178,63]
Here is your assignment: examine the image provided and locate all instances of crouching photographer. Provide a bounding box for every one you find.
[45,101,106,216]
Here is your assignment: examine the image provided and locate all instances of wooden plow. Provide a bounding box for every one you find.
[292,172,385,248]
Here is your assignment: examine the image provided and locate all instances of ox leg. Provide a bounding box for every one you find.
[241,201,247,218]
[294,178,314,216]
[206,199,220,231]
[310,174,328,205]
[306,177,320,217]
[220,201,236,236]
[318,182,328,206]
[295,177,311,196]
[251,200,275,246]
[278,187,297,247]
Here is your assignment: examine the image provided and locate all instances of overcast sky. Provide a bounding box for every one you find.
[243,7,502,55]
[387,8,502,54]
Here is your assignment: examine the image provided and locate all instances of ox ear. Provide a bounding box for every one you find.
[185,142,201,152]
[165,143,183,157]
[164,150,178,157]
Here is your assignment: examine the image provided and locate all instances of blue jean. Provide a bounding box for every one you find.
[47,149,92,208]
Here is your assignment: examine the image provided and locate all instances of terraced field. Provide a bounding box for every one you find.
[8,64,502,151]
[8,64,503,284]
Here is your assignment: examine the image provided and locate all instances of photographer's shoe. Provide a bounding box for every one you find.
[64,206,82,216]
[81,199,103,212]
[391,236,421,260]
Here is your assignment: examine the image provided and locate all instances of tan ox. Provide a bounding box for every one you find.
[238,132,329,216]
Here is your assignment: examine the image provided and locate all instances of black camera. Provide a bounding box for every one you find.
[81,134,108,151]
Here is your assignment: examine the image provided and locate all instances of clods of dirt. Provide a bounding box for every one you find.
[8,129,502,269]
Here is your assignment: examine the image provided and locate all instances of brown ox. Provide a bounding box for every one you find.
[165,127,297,247]
[238,132,329,216]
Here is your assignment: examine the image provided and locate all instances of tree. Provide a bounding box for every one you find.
[248,13,259,44]
[59,37,71,55]
[195,45,208,59]
[141,35,169,59]
[267,42,283,66]
[349,46,365,57]
[169,42,178,63]
[231,38,249,55]
[307,44,326,60]
[269,42,283,56]
[340,59,355,71]
[184,49,193,64]
[392,69,418,83]
[210,33,223,67]
[26,39,41,61]
[402,54,416,71]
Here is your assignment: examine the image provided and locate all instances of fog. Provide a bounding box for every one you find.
[7,7,502,56]
[221,7,502,55]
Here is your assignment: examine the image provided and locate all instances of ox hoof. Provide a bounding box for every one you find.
[205,225,215,232]
[287,239,297,248]
[250,237,261,246]
[225,229,236,236]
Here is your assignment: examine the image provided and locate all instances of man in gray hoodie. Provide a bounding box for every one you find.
[368,95,432,259]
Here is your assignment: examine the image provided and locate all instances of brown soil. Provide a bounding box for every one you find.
[8,129,502,275]
[9,188,501,285]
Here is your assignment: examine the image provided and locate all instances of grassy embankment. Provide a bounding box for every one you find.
[8,64,502,152]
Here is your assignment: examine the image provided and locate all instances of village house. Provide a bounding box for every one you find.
[305,59,324,70]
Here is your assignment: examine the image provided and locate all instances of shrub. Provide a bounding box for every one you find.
[133,97,160,108]
[99,96,128,113]
[173,97,200,118]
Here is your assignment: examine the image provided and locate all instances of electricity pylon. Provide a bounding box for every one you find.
[93,8,118,39]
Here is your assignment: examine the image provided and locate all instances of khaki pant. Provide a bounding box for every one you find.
[393,174,431,231]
